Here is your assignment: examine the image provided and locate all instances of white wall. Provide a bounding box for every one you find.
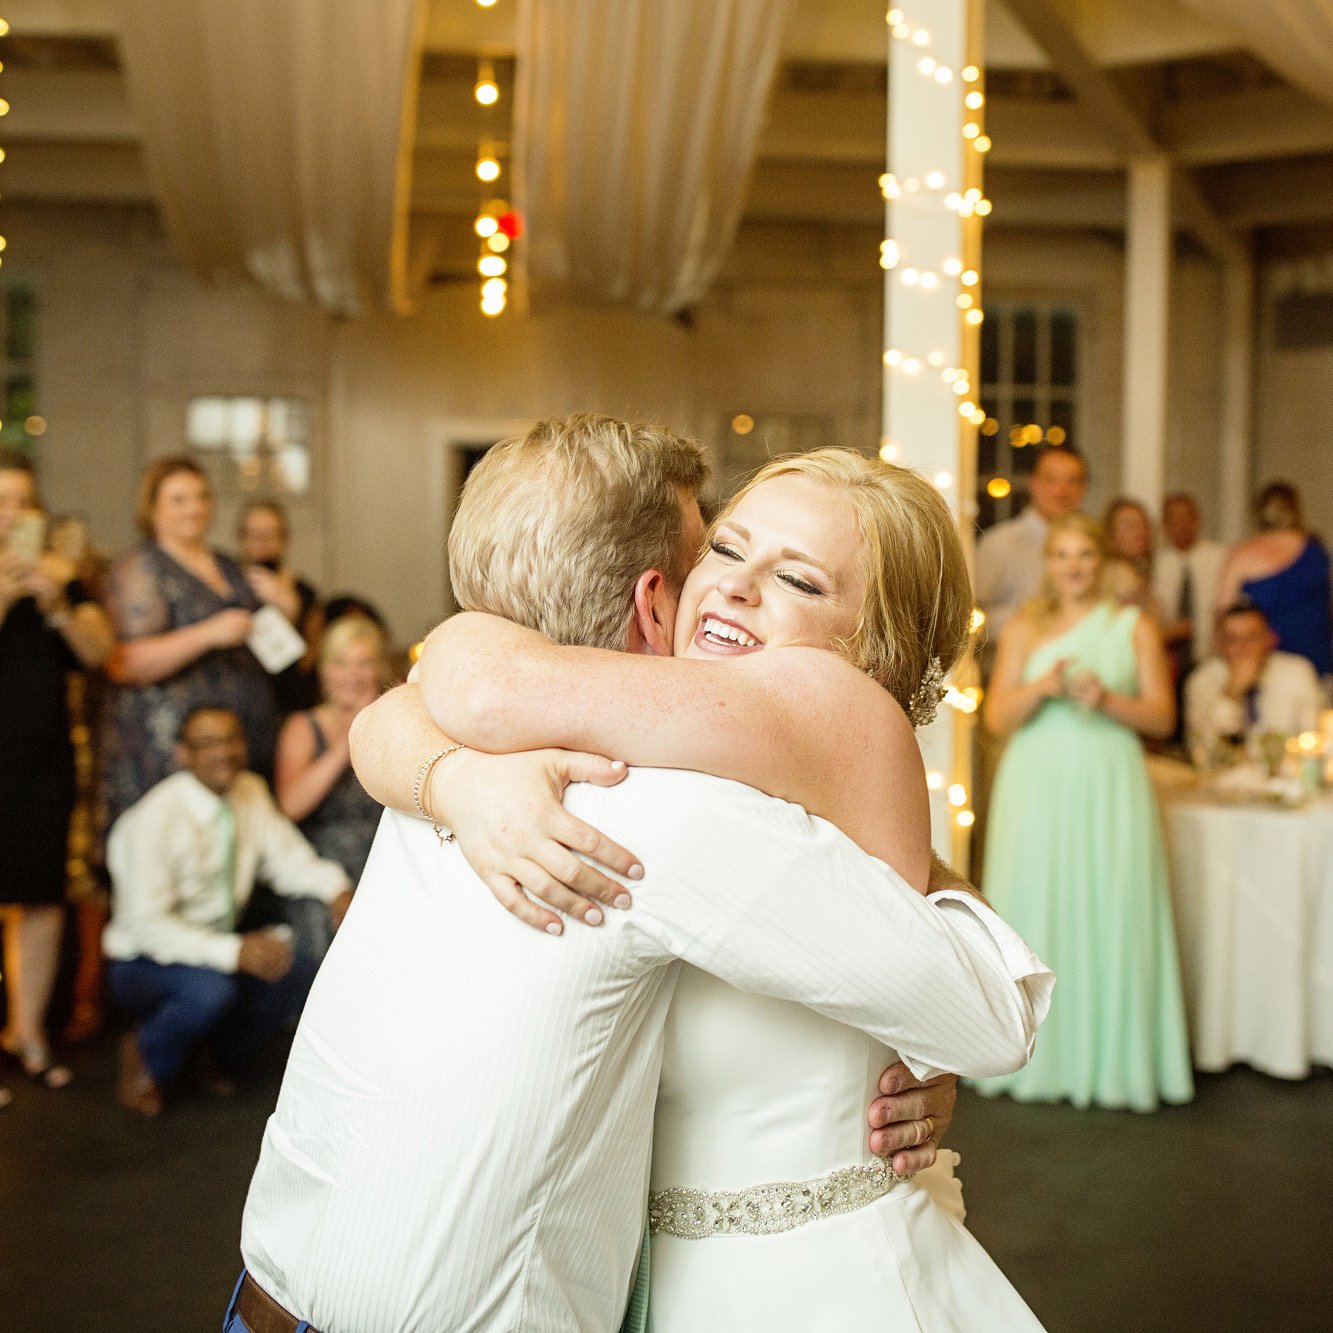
[1254,261,1333,543]
[15,200,1313,645]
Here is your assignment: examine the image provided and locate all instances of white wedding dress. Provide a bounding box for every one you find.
[646,966,1045,1331]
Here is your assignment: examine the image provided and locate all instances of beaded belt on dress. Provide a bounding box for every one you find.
[648,1161,906,1239]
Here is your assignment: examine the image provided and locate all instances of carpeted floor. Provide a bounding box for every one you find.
[1,1032,1329,1331]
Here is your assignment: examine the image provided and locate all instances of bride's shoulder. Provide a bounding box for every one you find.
[737,647,915,761]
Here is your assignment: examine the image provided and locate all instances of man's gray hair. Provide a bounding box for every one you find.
[448,413,708,650]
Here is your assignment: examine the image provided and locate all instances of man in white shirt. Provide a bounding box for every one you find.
[1154,492,1226,675]
[105,706,353,1116]
[235,417,1051,1333]
[1184,602,1322,756]
[974,444,1087,660]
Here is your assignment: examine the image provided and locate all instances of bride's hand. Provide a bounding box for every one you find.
[429,748,644,935]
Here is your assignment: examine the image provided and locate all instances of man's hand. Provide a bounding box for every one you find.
[329,888,354,930]
[237,929,295,982]
[867,1062,958,1176]
[434,748,644,935]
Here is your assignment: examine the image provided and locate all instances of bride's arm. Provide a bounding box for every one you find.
[417,612,931,888]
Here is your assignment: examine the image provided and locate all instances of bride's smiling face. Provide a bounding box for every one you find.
[674,473,867,660]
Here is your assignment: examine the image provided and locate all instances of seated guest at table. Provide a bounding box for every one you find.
[272,617,388,957]
[104,706,353,1116]
[1185,603,1322,758]
[976,513,1193,1111]
[1217,482,1333,681]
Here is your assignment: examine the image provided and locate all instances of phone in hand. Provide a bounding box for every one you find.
[6,510,47,562]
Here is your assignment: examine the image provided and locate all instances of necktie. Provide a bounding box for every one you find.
[217,801,238,929]
[619,1224,651,1333]
[1176,563,1196,676]
[1178,562,1194,624]
[1244,683,1261,732]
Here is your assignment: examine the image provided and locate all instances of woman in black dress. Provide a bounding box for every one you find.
[0,451,113,1090]
[100,457,281,831]
[273,615,389,957]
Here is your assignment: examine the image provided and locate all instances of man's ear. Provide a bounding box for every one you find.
[628,569,676,657]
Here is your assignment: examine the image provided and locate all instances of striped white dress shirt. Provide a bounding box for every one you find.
[241,768,1051,1333]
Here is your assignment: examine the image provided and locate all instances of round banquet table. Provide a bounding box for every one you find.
[1161,790,1333,1079]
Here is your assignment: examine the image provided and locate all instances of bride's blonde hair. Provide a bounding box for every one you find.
[1024,512,1108,627]
[713,449,972,719]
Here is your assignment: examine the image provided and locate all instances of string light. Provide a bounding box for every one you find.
[955,810,976,828]
[879,440,898,461]
[969,609,987,633]
[964,91,984,110]
[475,77,499,106]
[926,771,945,790]
[475,215,499,238]
[486,232,510,253]
[478,254,507,278]
[947,783,967,807]
[476,156,501,183]
[475,0,498,8]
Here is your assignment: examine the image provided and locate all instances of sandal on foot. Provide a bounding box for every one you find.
[3,1039,72,1090]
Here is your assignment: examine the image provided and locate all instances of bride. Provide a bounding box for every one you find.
[403,448,1048,1330]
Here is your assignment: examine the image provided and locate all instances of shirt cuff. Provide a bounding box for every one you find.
[926,888,1056,1036]
[206,931,245,974]
[1211,697,1243,736]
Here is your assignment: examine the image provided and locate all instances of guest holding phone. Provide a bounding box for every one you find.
[238,500,321,715]
[0,450,113,1091]
[100,457,279,831]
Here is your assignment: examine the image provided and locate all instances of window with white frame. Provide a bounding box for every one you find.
[186,396,312,495]
[976,302,1079,531]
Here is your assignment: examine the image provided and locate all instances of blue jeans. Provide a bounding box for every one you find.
[222,1271,317,1333]
[108,954,316,1085]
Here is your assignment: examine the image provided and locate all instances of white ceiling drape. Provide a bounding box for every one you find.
[513,0,794,314]
[118,0,426,316]
[1177,0,1333,107]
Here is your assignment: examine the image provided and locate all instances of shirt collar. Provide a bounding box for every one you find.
[1020,507,1050,538]
[173,769,232,821]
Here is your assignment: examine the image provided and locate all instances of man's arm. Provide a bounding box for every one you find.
[246,777,352,906]
[612,773,1052,1081]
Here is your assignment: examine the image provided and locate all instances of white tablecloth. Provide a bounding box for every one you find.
[1162,793,1333,1078]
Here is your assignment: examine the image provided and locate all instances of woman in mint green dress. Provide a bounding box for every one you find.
[977,513,1193,1111]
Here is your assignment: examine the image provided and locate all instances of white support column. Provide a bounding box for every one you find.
[1218,252,1255,542]
[883,1,984,868]
[1121,155,1172,512]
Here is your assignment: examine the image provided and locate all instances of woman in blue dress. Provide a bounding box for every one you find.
[977,513,1194,1111]
[1216,482,1332,680]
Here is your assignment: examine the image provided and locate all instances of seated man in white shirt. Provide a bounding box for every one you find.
[1184,602,1322,757]
[105,706,353,1116]
[235,416,1051,1333]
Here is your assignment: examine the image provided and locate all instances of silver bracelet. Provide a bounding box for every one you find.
[412,743,465,845]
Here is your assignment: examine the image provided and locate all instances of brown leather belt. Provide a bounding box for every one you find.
[236,1273,318,1333]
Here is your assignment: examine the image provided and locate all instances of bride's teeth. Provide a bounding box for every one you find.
[702,617,758,648]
